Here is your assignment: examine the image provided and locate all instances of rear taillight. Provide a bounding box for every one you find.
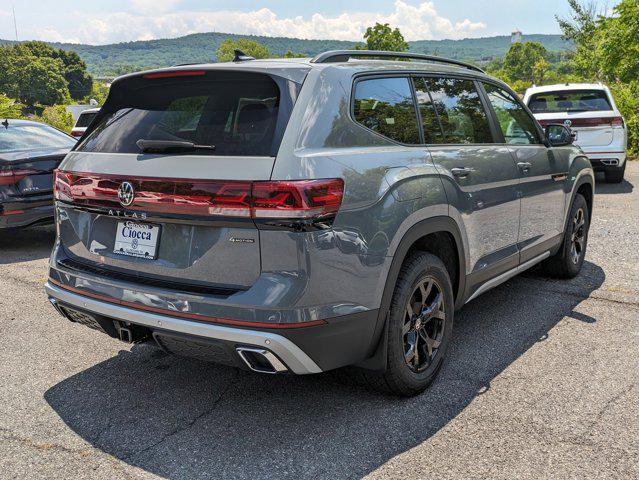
[252,179,344,219]
[70,130,83,138]
[611,116,624,127]
[53,172,345,222]
[0,168,39,186]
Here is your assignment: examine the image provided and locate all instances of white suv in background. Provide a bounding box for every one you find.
[524,83,627,183]
[70,108,100,139]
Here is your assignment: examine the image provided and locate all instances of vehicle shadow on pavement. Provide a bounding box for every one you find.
[594,175,634,194]
[44,261,605,480]
[0,225,55,264]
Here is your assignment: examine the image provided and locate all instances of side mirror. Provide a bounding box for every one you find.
[545,124,574,147]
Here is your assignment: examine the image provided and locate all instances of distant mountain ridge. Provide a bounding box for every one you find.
[0,32,573,76]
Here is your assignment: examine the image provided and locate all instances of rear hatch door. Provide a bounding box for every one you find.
[56,69,298,290]
[528,88,620,148]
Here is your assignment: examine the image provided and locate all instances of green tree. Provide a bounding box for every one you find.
[82,81,110,105]
[503,42,549,84]
[12,42,93,100]
[594,1,639,83]
[363,23,409,52]
[0,94,22,118]
[0,41,92,105]
[216,39,270,62]
[557,0,639,155]
[13,57,70,107]
[59,51,93,100]
[556,0,601,77]
[283,50,306,58]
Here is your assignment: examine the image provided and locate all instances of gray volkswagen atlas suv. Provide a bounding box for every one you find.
[45,50,594,396]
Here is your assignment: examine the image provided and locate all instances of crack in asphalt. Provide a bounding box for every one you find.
[0,429,141,480]
[0,427,95,457]
[587,383,637,431]
[121,369,241,462]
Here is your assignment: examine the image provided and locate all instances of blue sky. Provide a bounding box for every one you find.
[1,1,619,45]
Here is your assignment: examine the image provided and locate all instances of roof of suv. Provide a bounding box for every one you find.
[113,51,493,86]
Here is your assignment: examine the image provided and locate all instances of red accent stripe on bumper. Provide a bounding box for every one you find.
[585,151,625,155]
[49,278,326,329]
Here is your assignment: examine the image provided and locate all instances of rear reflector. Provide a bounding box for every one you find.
[54,171,344,221]
[143,70,206,79]
[0,168,39,186]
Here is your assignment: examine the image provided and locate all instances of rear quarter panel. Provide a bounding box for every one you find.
[267,67,451,312]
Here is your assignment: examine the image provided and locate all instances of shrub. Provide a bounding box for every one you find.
[34,105,75,133]
[609,82,639,157]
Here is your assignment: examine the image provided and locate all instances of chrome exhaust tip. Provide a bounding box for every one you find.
[236,347,288,374]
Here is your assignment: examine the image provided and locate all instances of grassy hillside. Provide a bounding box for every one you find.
[409,34,572,60]
[1,32,572,77]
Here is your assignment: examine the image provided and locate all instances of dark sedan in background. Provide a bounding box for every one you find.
[1,119,75,229]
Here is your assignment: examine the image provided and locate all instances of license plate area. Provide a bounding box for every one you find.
[113,221,161,259]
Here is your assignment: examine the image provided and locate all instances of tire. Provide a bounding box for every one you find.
[365,252,455,397]
[604,163,625,183]
[543,193,590,279]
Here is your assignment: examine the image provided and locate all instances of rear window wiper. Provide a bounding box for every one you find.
[136,139,216,154]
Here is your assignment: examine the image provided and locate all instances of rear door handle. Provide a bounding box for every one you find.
[517,162,532,172]
[451,167,475,178]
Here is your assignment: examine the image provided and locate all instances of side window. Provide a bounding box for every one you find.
[411,77,445,144]
[353,77,420,144]
[484,83,540,145]
[417,77,493,144]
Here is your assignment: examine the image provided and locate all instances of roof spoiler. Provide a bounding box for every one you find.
[310,50,485,73]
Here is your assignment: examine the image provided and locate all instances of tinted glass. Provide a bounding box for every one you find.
[528,90,612,113]
[484,83,540,145]
[75,111,98,128]
[423,77,493,144]
[78,73,281,156]
[412,77,444,144]
[353,77,420,144]
[0,123,75,153]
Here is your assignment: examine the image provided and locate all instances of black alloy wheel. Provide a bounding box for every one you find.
[570,207,586,265]
[403,277,446,373]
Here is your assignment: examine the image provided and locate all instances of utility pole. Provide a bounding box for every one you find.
[13,6,19,41]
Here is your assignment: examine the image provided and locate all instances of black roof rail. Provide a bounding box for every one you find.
[310,50,485,73]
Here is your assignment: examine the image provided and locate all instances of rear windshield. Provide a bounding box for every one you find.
[0,123,75,153]
[77,72,286,156]
[75,111,98,128]
[528,90,612,113]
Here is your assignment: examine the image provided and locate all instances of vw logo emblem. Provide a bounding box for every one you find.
[563,119,572,128]
[118,182,135,207]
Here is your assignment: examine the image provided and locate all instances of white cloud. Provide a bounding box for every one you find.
[38,27,80,44]
[130,0,181,15]
[16,1,486,45]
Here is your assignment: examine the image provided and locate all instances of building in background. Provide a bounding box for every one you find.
[511,29,522,44]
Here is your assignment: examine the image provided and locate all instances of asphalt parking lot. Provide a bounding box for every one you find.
[1,163,638,480]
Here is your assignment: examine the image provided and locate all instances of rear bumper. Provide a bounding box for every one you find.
[45,280,380,374]
[0,201,54,229]
[582,150,627,171]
